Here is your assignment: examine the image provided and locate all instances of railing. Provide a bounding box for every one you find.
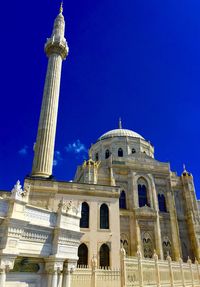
[71,250,200,287]
[122,248,200,287]
[71,265,120,287]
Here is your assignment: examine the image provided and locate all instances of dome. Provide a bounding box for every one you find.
[98,128,144,141]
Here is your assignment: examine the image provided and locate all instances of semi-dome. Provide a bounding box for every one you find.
[98,128,144,141]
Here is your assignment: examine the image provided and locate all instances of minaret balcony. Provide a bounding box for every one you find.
[45,38,68,59]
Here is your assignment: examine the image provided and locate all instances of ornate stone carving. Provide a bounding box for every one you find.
[8,226,23,238]
[12,257,40,273]
[58,199,81,216]
[11,181,26,200]
[142,232,153,258]
[21,230,52,243]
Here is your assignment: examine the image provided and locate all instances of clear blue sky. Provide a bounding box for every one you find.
[0,1,200,197]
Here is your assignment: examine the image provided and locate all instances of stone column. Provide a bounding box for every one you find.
[0,268,6,287]
[120,248,126,287]
[0,257,15,287]
[137,246,144,287]
[179,258,185,287]
[47,270,53,287]
[62,261,76,287]
[51,270,58,287]
[57,268,63,287]
[45,260,64,287]
[153,251,160,287]
[91,255,97,287]
[167,254,174,287]
[32,8,68,178]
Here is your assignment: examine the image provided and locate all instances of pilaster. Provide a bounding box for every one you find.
[167,189,181,260]
[148,174,163,260]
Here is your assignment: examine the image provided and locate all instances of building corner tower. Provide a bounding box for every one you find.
[31,3,68,178]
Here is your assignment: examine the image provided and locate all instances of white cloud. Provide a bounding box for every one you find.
[18,145,28,156]
[65,140,87,155]
[53,150,63,167]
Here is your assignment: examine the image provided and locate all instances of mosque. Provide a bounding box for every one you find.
[0,4,200,287]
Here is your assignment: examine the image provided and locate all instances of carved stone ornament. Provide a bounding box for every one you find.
[91,255,97,269]
[11,180,26,200]
[58,199,81,216]
[0,257,15,272]
[137,245,142,258]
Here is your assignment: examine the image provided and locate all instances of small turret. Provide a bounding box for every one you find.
[181,164,192,177]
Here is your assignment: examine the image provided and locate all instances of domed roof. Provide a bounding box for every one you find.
[98,128,144,141]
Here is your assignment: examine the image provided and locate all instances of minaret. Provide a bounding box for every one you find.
[31,3,68,178]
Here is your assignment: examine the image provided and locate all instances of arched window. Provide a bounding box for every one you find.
[100,204,109,229]
[163,238,171,259]
[105,149,110,159]
[118,148,123,157]
[132,148,136,154]
[120,239,129,255]
[182,242,188,262]
[138,184,148,207]
[95,152,99,161]
[80,202,89,228]
[158,194,167,212]
[77,243,88,267]
[100,244,110,268]
[143,233,153,258]
[119,191,126,209]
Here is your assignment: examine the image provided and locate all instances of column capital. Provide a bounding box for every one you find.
[0,256,16,272]
[63,260,77,274]
[45,258,64,274]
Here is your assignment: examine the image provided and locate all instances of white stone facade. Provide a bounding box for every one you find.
[0,181,82,287]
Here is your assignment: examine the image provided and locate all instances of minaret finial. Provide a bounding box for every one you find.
[183,163,186,172]
[119,117,122,129]
[60,1,63,14]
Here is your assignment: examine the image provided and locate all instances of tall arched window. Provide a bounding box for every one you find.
[100,244,110,268]
[158,194,167,212]
[132,148,136,154]
[95,153,99,161]
[119,191,126,209]
[118,148,123,157]
[105,149,110,159]
[80,202,89,228]
[138,184,148,207]
[77,243,88,267]
[100,204,109,229]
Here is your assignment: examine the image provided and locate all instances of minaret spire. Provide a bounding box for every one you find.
[60,2,63,14]
[31,6,68,178]
[119,117,122,129]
